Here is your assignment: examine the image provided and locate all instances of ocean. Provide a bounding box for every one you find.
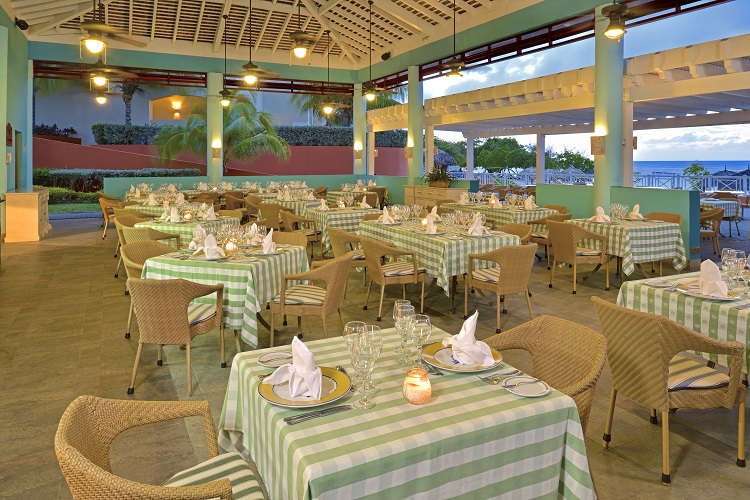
[634,161,750,176]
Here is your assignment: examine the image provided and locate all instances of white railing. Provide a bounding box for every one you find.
[454,171,750,193]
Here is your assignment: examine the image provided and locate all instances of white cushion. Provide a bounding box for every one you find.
[188,302,217,326]
[472,268,500,283]
[382,262,426,277]
[352,250,366,261]
[274,284,326,305]
[162,451,264,499]
[668,354,730,391]
[576,247,601,256]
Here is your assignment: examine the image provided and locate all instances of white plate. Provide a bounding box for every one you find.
[258,367,351,408]
[445,235,463,240]
[502,376,551,397]
[643,279,673,287]
[421,231,445,236]
[258,352,293,367]
[681,289,742,301]
[421,343,503,373]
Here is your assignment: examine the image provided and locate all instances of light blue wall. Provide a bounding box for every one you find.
[535,184,596,220]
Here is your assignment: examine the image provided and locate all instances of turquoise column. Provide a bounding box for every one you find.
[0,26,8,230]
[206,72,223,184]
[352,83,365,174]
[23,59,33,189]
[407,65,424,181]
[593,3,624,210]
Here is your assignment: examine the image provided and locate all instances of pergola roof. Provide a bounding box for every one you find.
[367,33,750,136]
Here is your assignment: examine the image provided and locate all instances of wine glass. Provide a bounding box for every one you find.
[396,305,416,365]
[362,325,382,394]
[393,300,411,353]
[352,341,377,409]
[408,314,432,368]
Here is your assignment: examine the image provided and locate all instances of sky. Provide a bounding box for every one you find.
[423,1,750,162]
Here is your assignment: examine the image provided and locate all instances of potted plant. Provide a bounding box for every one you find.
[422,165,456,188]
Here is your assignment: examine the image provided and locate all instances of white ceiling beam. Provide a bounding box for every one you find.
[172,0,183,44]
[128,0,132,36]
[28,0,115,35]
[17,0,82,17]
[271,13,292,53]
[255,10,271,52]
[332,4,399,46]
[213,0,233,52]
[627,71,750,102]
[300,0,356,64]
[235,6,250,50]
[372,3,433,37]
[318,0,345,15]
[193,0,205,45]
[150,0,158,41]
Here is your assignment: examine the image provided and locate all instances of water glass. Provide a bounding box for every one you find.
[352,341,377,409]
[408,314,432,368]
[396,305,416,364]
[362,325,382,394]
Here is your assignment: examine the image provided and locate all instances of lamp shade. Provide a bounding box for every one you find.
[603,17,626,39]
[82,35,106,54]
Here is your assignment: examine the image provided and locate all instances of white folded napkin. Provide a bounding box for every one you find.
[188,224,206,250]
[699,259,728,298]
[467,214,488,236]
[263,337,322,398]
[135,188,141,198]
[242,181,251,189]
[283,190,292,201]
[263,229,276,254]
[198,182,208,191]
[169,207,180,223]
[205,206,217,220]
[524,195,537,209]
[159,210,170,221]
[168,184,176,193]
[628,204,644,219]
[368,180,376,187]
[307,191,316,200]
[200,202,208,211]
[459,192,470,205]
[192,234,225,260]
[130,184,135,193]
[588,206,611,222]
[441,311,494,366]
[357,180,364,186]
[424,218,438,234]
[426,206,442,222]
[353,185,362,193]
[378,207,395,224]
[147,193,158,206]
[359,199,371,209]
[319,198,329,210]
[277,191,284,201]
[488,193,500,208]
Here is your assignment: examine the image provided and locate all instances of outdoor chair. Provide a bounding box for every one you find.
[354,192,378,207]
[225,190,244,201]
[362,213,381,221]
[644,212,683,275]
[259,202,293,231]
[479,183,496,192]
[485,315,606,435]
[313,186,328,199]
[121,226,180,249]
[269,254,352,347]
[113,215,147,278]
[242,218,267,229]
[700,207,724,254]
[271,230,308,247]
[592,297,746,484]
[370,186,386,208]
[245,194,263,206]
[98,192,121,203]
[279,210,322,259]
[527,213,573,269]
[98,198,121,239]
[738,195,750,219]
[55,395,265,499]
[547,220,609,294]
[544,204,567,214]
[495,223,532,245]
[224,194,245,211]
[113,207,156,219]
[360,235,425,321]
[464,244,537,333]
[313,226,369,294]
[127,277,225,397]
[217,209,244,219]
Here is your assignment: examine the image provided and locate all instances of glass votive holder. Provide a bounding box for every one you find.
[403,368,431,405]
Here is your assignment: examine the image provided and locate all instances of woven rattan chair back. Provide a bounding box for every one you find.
[644,212,682,225]
[114,216,147,242]
[714,191,739,200]
[547,220,603,265]
[224,195,245,210]
[313,186,328,198]
[545,204,567,214]
[354,192,378,207]
[99,193,121,202]
[245,194,263,206]
[484,315,606,434]
[122,226,180,249]
[362,213,381,221]
[369,187,386,208]
[225,190,243,200]
[120,241,174,279]
[217,209,243,219]
[479,183,495,192]
[700,207,724,231]
[259,202,286,230]
[496,223,532,245]
[328,226,360,257]
[272,230,308,247]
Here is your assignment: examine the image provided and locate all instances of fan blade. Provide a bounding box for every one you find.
[106,34,147,48]
[80,21,127,35]
[254,68,280,78]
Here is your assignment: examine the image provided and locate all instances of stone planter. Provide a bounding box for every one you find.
[429,180,451,188]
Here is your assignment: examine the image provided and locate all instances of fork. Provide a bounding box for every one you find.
[425,364,444,376]
[478,369,521,384]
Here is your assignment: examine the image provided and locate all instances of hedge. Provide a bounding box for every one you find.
[34,123,78,137]
[91,124,163,145]
[33,168,201,192]
[36,186,102,204]
[268,126,407,147]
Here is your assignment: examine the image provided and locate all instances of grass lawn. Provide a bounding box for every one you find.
[49,203,100,214]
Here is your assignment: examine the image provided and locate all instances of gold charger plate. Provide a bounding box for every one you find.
[258,367,351,408]
[421,342,503,372]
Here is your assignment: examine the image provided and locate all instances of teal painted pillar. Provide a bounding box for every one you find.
[0,26,8,231]
[353,83,365,175]
[593,4,624,210]
[206,72,223,184]
[23,59,33,189]
[407,66,424,181]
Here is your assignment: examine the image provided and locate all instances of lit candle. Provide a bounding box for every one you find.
[403,368,431,405]
[338,200,346,209]
[212,186,218,192]
[183,211,193,222]
[224,239,237,254]
[421,218,428,228]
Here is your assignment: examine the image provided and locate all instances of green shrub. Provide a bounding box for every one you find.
[91,124,163,145]
[34,123,78,137]
[39,186,101,204]
[33,168,54,186]
[32,168,201,191]
[260,126,407,147]
[374,130,407,148]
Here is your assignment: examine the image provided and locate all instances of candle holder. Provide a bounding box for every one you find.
[224,238,238,255]
[183,210,193,222]
[403,368,431,405]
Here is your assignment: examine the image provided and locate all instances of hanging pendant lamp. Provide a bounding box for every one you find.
[444,0,464,78]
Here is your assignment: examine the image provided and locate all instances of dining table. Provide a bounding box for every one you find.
[701,198,740,218]
[217,327,595,500]
[123,203,167,216]
[260,199,321,216]
[568,218,687,277]
[327,190,380,207]
[134,216,241,244]
[141,245,309,348]
[617,272,750,372]
[358,220,521,296]
[440,203,557,227]
[303,206,382,254]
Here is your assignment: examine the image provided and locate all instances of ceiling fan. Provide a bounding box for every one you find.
[242,0,279,85]
[320,30,351,116]
[289,1,315,59]
[78,0,146,53]
[363,0,396,102]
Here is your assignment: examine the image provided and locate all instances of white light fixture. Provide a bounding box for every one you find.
[94,91,108,105]
[354,142,363,160]
[82,34,106,54]
[244,73,258,85]
[292,44,308,59]
[171,101,182,110]
[220,91,231,107]
[322,104,334,115]
[91,74,108,87]
[212,139,222,158]
[219,15,231,108]
[290,2,311,59]
[365,90,376,102]
[445,0,464,79]
[603,16,626,40]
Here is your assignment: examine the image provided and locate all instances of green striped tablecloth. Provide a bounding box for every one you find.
[217,328,595,500]
[124,204,166,216]
[303,207,382,253]
[617,272,750,371]
[358,220,521,294]
[700,199,740,218]
[134,217,240,245]
[441,203,557,226]
[142,247,309,347]
[568,219,687,276]
[260,200,320,216]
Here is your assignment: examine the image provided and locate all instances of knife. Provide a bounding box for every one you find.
[284,404,354,425]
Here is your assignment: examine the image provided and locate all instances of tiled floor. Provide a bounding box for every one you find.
[1,216,750,499]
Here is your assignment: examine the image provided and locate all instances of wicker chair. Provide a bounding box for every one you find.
[495,223,532,245]
[484,315,606,434]
[369,186,386,209]
[592,297,746,484]
[259,202,293,231]
[354,192,378,207]
[738,195,750,219]
[544,204,567,214]
[464,244,537,333]
[528,213,573,269]
[245,194,263,206]
[113,215,147,278]
[547,220,609,294]
[55,396,264,500]
[271,230,308,247]
[360,235,425,321]
[217,209,244,219]
[98,198,121,239]
[313,186,328,199]
[122,226,180,249]
[644,212,683,276]
[280,210,322,259]
[127,277,225,397]
[315,226,369,293]
[99,192,121,202]
[478,183,495,192]
[362,213,381,221]
[224,194,245,211]
[269,253,352,347]
[700,207,724,255]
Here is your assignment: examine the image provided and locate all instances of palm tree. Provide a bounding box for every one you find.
[154,92,290,173]
[32,78,77,128]
[111,82,148,124]
[291,88,406,126]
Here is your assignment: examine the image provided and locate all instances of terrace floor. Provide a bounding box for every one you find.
[1,216,750,499]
